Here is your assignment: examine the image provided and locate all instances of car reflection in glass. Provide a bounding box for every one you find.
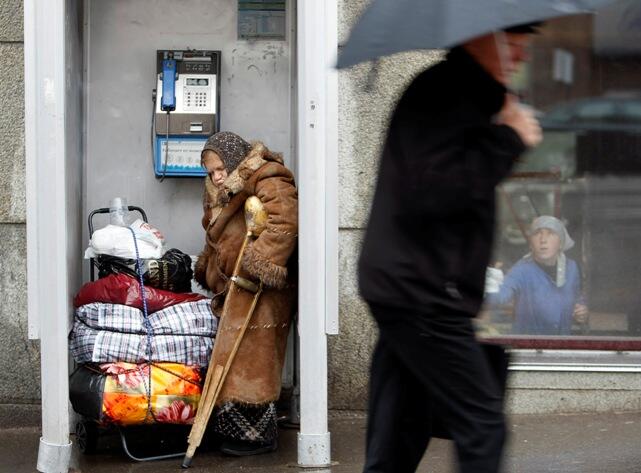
[540,93,641,132]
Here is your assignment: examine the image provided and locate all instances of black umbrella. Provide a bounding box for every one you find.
[337,0,615,69]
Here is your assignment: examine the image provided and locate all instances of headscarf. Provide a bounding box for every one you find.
[529,216,574,252]
[527,215,574,287]
[201,131,252,173]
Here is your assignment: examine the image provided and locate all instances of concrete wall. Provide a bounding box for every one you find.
[0,0,41,426]
[507,371,641,414]
[331,0,443,409]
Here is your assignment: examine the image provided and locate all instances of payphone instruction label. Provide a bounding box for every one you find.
[238,0,286,40]
[157,138,207,172]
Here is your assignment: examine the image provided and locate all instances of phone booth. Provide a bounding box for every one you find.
[25,1,337,471]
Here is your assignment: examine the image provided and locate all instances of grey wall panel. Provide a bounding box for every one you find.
[338,0,369,46]
[329,230,375,409]
[0,224,40,404]
[0,0,22,42]
[333,0,442,408]
[0,1,34,410]
[337,50,442,229]
[507,371,641,414]
[0,43,25,223]
[85,0,293,255]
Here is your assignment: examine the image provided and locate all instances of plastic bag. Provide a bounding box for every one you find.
[84,218,165,259]
[69,362,202,425]
[484,267,505,294]
[70,300,217,367]
[73,273,206,313]
[95,249,194,293]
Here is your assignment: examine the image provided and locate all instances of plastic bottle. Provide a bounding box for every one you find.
[109,197,130,226]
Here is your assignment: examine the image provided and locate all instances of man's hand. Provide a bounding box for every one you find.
[573,304,589,324]
[497,96,543,148]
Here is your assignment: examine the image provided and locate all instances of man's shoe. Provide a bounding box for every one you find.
[219,438,278,456]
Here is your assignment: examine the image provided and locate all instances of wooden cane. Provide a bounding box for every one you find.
[182,281,263,467]
[182,197,267,468]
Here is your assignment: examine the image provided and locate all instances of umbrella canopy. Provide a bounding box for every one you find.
[337,0,614,69]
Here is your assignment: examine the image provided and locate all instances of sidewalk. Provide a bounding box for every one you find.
[3,411,641,472]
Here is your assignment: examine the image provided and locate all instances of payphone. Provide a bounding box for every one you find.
[153,50,221,178]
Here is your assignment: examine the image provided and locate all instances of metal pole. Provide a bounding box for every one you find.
[26,0,73,471]
[296,0,338,467]
[324,0,339,336]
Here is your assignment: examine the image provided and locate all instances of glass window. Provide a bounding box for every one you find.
[478,1,641,349]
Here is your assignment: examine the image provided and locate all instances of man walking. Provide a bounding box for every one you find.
[358,25,542,473]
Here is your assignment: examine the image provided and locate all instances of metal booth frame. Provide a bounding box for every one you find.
[25,1,338,471]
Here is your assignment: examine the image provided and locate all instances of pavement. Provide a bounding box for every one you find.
[2,411,641,473]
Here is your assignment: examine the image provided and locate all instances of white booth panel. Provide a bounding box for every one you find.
[84,0,294,255]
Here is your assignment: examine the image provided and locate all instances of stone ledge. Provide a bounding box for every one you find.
[509,370,641,390]
[0,403,40,428]
[507,388,641,415]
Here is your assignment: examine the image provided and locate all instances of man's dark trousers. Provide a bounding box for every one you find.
[363,304,506,473]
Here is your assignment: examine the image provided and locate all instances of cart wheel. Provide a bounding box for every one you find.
[75,420,99,455]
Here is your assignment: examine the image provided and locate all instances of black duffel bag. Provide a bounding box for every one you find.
[95,248,193,293]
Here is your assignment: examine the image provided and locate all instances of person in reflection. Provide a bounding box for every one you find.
[485,215,588,335]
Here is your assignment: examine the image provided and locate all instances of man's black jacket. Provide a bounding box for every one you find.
[358,47,527,317]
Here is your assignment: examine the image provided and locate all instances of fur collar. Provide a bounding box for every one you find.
[204,141,283,222]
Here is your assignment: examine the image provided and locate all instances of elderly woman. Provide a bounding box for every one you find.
[485,216,587,335]
[194,131,297,455]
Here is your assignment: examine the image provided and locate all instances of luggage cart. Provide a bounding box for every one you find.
[74,206,195,462]
[87,206,148,282]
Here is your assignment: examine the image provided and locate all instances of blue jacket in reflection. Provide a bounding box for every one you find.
[485,257,583,335]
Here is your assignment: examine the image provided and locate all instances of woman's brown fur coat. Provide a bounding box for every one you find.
[194,142,297,406]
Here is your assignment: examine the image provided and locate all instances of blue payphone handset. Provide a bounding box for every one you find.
[158,58,177,180]
[160,59,177,112]
[153,50,221,178]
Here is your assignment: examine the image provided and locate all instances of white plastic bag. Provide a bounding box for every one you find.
[84,219,165,259]
[484,267,504,294]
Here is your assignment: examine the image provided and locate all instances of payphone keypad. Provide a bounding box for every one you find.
[184,90,210,111]
[183,76,212,112]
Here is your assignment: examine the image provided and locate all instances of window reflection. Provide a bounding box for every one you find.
[484,216,586,336]
[479,2,641,341]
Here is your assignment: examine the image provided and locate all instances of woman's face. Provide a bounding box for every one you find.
[203,151,227,188]
[530,228,562,266]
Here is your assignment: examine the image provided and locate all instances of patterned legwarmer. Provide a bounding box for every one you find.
[213,402,278,443]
